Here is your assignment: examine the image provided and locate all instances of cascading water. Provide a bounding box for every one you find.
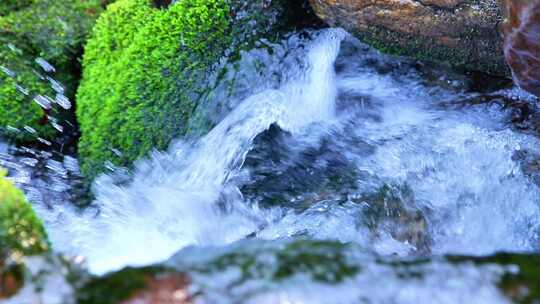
[41,28,348,274]
[4,27,540,302]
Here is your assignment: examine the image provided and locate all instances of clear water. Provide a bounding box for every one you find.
[3,28,540,302]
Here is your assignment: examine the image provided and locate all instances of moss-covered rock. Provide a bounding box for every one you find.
[0,0,105,141]
[309,0,508,77]
[0,168,49,299]
[0,168,49,259]
[76,266,177,304]
[76,0,230,179]
[76,0,310,180]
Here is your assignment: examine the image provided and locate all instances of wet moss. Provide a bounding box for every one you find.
[204,240,360,284]
[0,168,49,259]
[77,0,312,180]
[0,1,33,16]
[273,240,360,283]
[0,45,55,142]
[0,0,105,142]
[447,253,540,303]
[76,0,231,180]
[77,266,169,304]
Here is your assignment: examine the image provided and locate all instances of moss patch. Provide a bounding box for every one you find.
[354,25,508,77]
[76,0,299,180]
[76,0,230,179]
[201,240,360,284]
[0,168,48,259]
[0,0,105,142]
[77,266,170,304]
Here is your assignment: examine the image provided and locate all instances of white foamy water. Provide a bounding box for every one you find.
[4,27,540,303]
[42,29,348,274]
[43,28,540,271]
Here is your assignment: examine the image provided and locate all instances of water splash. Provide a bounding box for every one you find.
[21,26,540,284]
[44,29,347,274]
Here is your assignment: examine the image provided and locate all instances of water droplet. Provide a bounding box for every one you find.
[35,57,56,73]
[33,95,53,110]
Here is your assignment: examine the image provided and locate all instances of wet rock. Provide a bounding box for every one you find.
[241,124,366,210]
[355,184,432,254]
[502,0,540,98]
[4,239,540,303]
[78,267,191,304]
[121,274,191,304]
[449,253,540,303]
[0,263,24,299]
[308,0,508,76]
[512,149,540,187]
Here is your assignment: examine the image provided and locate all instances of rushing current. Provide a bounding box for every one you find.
[3,28,540,302]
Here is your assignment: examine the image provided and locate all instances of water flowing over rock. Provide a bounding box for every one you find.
[308,0,508,76]
[503,0,540,98]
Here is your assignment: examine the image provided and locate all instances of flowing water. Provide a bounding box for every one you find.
[3,28,540,302]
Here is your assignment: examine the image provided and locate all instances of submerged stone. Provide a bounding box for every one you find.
[356,184,431,254]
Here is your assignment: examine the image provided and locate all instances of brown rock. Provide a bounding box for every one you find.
[309,0,508,76]
[122,274,191,304]
[0,262,23,299]
[503,0,540,98]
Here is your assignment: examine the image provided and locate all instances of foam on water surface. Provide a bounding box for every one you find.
[2,28,540,302]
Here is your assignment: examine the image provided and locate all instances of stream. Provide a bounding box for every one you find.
[3,28,540,303]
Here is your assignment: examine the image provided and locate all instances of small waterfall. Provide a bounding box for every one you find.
[46,29,347,274]
[5,25,540,302]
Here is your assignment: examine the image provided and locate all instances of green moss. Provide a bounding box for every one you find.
[447,253,540,303]
[77,266,168,304]
[0,168,49,259]
[76,0,299,180]
[352,22,508,77]
[0,0,105,141]
[0,43,54,141]
[76,0,231,179]
[0,1,33,16]
[203,240,360,284]
[273,241,360,283]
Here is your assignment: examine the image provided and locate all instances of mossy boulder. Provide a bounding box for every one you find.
[0,168,48,299]
[76,0,231,179]
[0,0,105,141]
[76,0,309,180]
[0,168,49,259]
